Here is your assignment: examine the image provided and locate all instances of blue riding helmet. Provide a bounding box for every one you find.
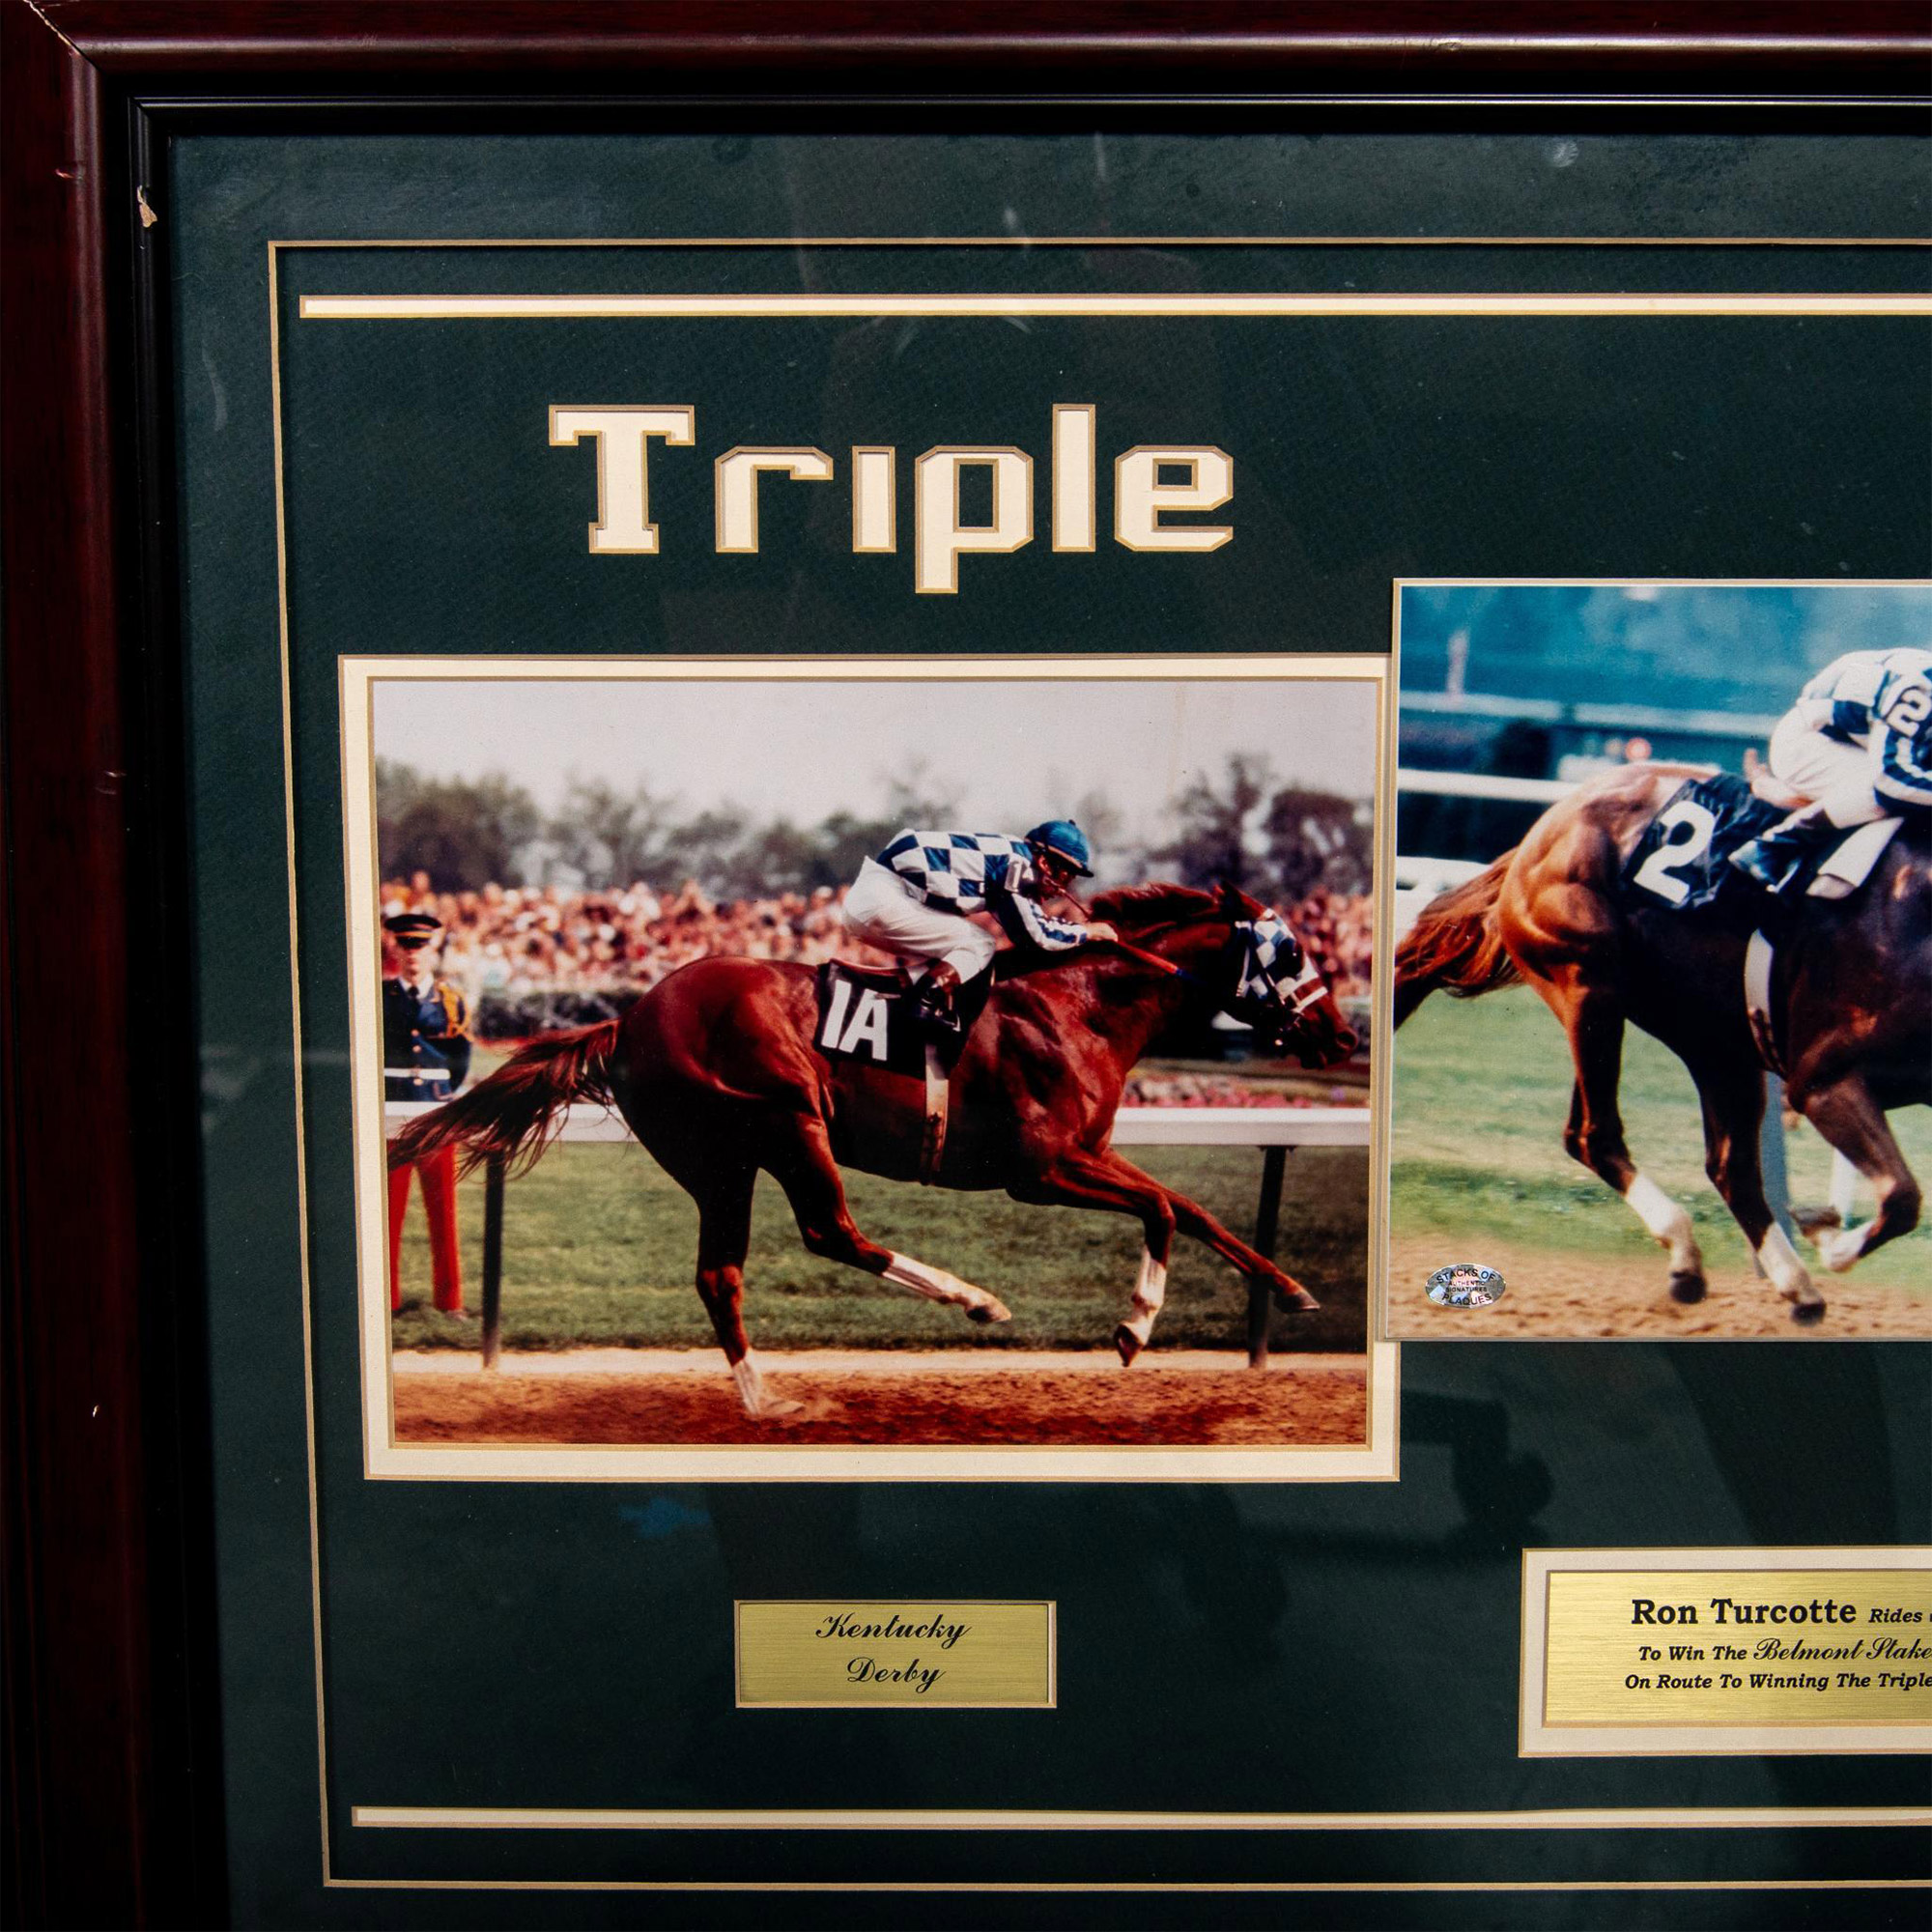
[1024,819,1094,876]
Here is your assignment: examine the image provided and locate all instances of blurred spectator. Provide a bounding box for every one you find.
[1289,885,1374,1003]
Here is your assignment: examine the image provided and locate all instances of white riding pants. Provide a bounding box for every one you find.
[1766,713,1888,829]
[841,858,999,980]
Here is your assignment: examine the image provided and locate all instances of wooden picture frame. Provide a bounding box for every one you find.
[4,7,1927,1922]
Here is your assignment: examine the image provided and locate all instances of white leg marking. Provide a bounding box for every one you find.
[1623,1173,1700,1276]
[1757,1225,1824,1306]
[731,1354,769,1416]
[884,1252,1011,1323]
[1119,1247,1169,1350]
[1829,1151,1862,1224]
[731,1351,804,1419]
[1815,1221,1873,1273]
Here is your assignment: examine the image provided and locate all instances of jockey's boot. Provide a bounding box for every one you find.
[913,961,964,1040]
[1729,803,1836,895]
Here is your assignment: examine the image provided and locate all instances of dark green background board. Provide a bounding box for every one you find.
[171,130,1930,1920]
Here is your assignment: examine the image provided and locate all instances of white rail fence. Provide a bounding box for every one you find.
[386,1101,1371,1369]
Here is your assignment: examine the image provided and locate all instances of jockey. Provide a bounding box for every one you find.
[841,818,1119,1033]
[1730,645,1932,894]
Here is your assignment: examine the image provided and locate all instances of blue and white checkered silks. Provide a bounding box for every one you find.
[1235,910,1327,1015]
[1798,647,1932,809]
[878,829,1013,908]
[875,829,1088,952]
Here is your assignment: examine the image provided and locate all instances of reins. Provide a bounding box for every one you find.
[1085,903,1324,1018]
[1054,877,1321,1018]
[1049,879,1192,981]
[1103,937,1188,980]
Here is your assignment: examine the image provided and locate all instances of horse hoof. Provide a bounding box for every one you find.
[1114,1323,1143,1366]
[1789,1297,1828,1326]
[968,1296,1011,1324]
[1668,1270,1707,1305]
[755,1396,807,1420]
[1816,1229,1863,1274]
[1272,1286,1320,1314]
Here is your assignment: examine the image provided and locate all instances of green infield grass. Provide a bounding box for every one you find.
[391,1139,1369,1354]
[1393,985,1931,1295]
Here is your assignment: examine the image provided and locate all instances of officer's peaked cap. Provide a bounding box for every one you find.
[383,911,443,938]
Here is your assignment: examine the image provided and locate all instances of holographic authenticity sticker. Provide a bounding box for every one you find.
[1426,1263,1506,1309]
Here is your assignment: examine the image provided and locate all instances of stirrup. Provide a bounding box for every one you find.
[1730,838,1803,895]
[916,994,963,1039]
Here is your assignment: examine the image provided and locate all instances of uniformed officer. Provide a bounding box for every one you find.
[384,910,473,1315]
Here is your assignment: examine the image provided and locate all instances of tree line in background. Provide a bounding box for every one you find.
[376,753,1372,906]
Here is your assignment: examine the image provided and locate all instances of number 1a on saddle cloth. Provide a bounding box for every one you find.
[812,960,993,1078]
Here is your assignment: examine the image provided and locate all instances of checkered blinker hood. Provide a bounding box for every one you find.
[1233,909,1324,1016]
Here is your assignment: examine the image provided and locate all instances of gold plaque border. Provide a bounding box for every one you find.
[731,1600,1057,1710]
[1520,1546,1932,1756]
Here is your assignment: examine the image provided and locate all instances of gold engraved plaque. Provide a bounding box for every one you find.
[1521,1548,1932,1756]
[735,1601,1055,1709]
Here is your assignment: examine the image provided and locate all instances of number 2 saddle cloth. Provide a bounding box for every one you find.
[812,960,995,1078]
[1621,772,1901,914]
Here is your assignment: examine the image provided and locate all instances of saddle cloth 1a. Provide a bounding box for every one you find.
[811,961,991,1077]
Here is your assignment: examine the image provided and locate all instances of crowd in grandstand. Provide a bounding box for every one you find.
[1280,886,1373,1005]
[379,871,1376,1011]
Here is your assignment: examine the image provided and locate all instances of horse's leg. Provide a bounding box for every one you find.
[1120,1242,1174,1364]
[764,1113,1011,1325]
[1689,1058,1825,1321]
[1161,1192,1320,1313]
[1012,1147,1317,1363]
[689,1170,803,1420]
[1546,978,1707,1301]
[1793,1073,1922,1274]
[1009,1150,1179,1363]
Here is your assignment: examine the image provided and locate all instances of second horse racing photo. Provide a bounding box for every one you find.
[1391,580,1930,1342]
[343,656,1397,1475]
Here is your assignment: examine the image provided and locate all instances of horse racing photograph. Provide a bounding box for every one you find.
[341,656,1394,1473]
[1390,582,1931,1341]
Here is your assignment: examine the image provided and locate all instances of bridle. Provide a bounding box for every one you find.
[1080,897,1330,1034]
[1227,911,1330,1027]
[1037,853,1330,1035]
[1260,941,1331,1020]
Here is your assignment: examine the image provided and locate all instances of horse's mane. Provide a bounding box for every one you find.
[1089,882,1218,929]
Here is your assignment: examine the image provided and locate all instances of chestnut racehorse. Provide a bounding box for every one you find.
[1396,764,1929,1321]
[391,882,1359,1414]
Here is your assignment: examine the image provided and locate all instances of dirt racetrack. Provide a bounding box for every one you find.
[1387,1236,1932,1340]
[392,1349,1368,1446]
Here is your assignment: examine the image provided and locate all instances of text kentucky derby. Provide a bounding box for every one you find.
[844,1656,946,1695]
[815,1610,970,1650]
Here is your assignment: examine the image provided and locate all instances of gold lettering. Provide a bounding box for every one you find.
[714,445,835,553]
[914,445,1034,594]
[1114,443,1234,553]
[549,405,696,554]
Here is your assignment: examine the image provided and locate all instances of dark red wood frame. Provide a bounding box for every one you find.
[3,5,1927,1923]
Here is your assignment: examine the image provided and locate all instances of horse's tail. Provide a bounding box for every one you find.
[1394,854,1520,1028]
[388,1019,621,1179]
